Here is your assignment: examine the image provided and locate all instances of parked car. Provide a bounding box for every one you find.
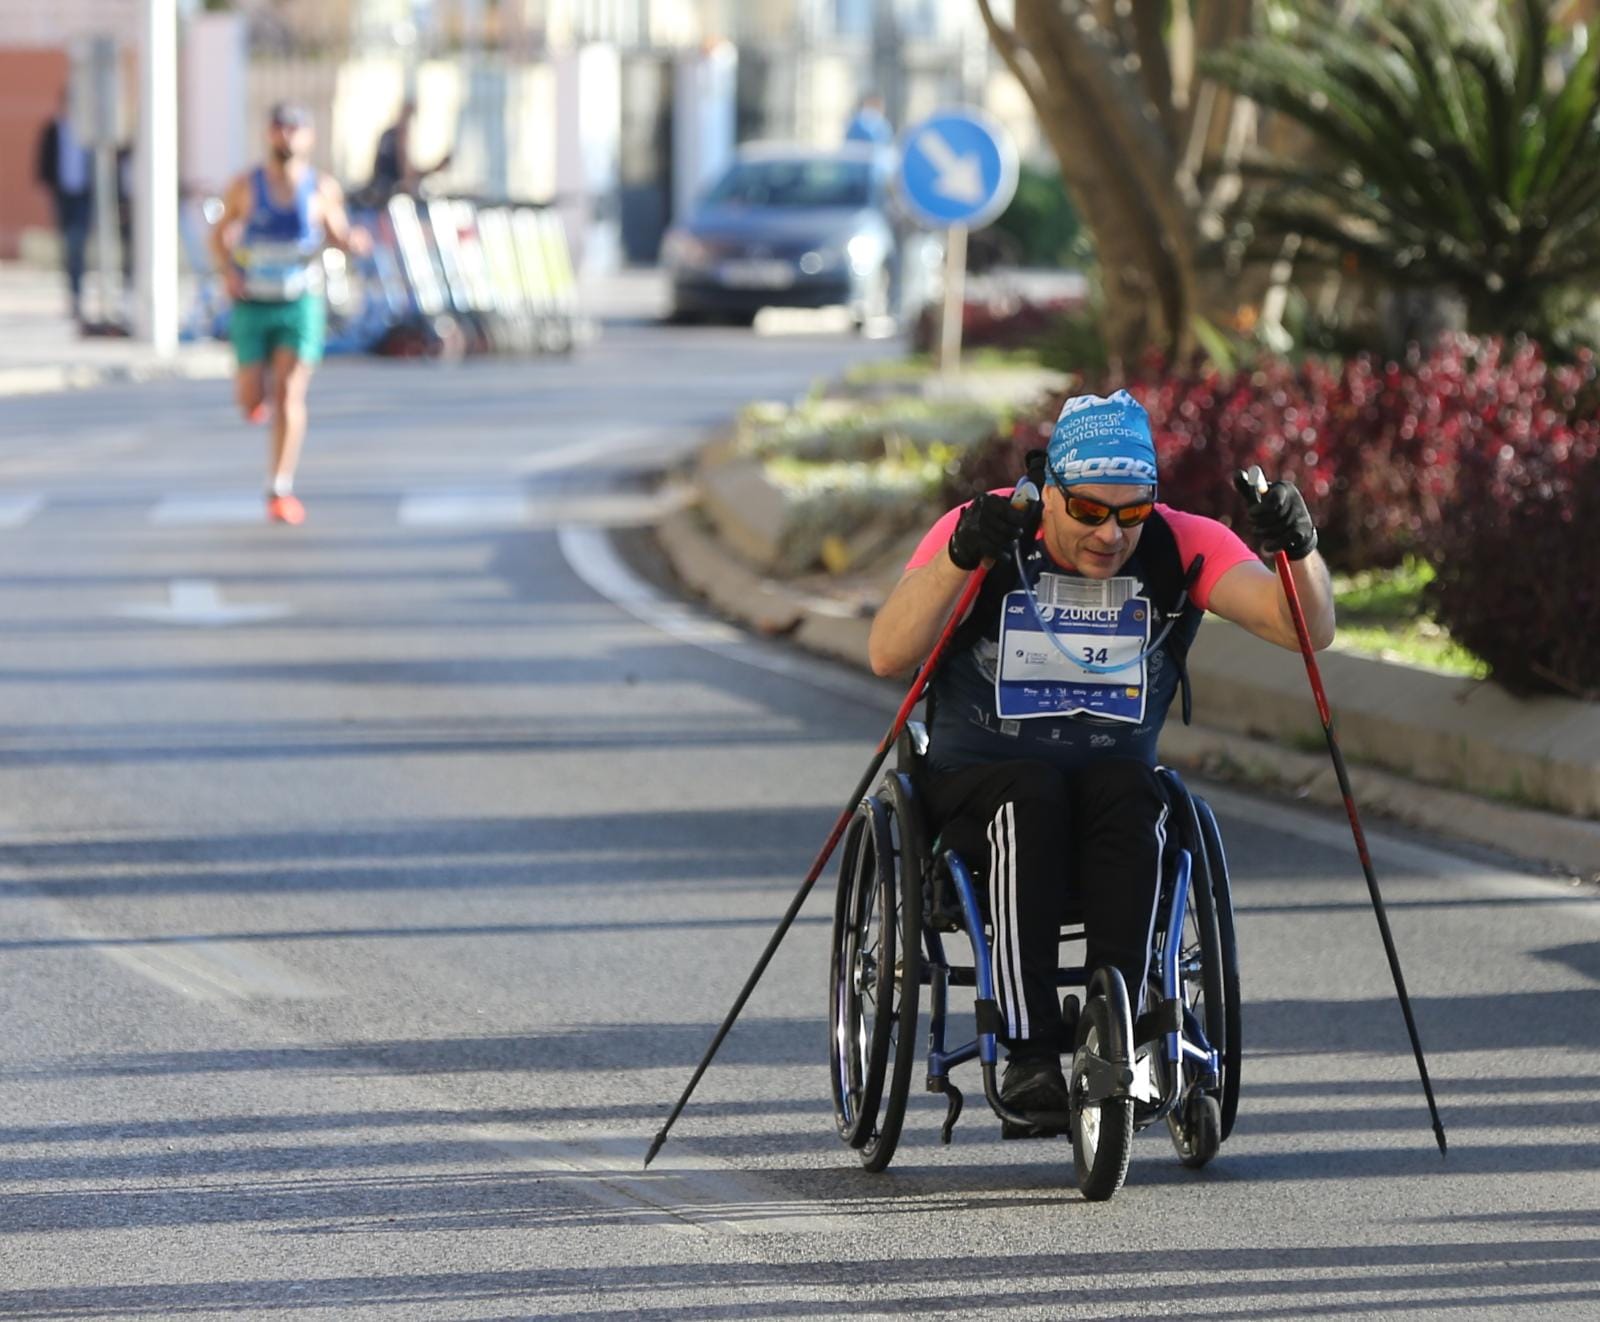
[662,142,916,330]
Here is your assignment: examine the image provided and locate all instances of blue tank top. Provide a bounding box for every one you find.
[237,166,323,301]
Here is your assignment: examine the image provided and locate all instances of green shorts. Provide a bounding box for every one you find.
[230,295,326,368]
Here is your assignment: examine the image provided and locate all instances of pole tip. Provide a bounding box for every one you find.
[643,1132,665,1169]
[1435,1125,1448,1158]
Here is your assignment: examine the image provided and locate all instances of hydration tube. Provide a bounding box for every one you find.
[1009,541,1186,675]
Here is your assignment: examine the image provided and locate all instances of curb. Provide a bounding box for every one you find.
[657,501,1600,882]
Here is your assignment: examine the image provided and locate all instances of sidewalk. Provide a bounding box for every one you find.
[0,262,232,397]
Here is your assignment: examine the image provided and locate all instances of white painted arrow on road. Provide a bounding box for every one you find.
[916,128,986,205]
[116,579,293,627]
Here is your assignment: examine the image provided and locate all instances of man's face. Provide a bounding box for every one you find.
[267,120,311,164]
[1040,481,1154,579]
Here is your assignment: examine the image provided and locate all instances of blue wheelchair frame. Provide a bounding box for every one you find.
[829,723,1240,1195]
[924,818,1218,1139]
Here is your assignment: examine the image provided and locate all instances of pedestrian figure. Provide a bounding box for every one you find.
[34,89,93,325]
[868,391,1334,1125]
[209,103,368,525]
[368,98,454,204]
[845,93,895,147]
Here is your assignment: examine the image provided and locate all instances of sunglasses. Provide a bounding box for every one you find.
[1052,482,1156,529]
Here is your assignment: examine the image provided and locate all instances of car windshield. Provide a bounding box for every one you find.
[703,158,873,209]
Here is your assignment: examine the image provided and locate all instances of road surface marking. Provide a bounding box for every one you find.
[400,487,692,528]
[150,496,266,525]
[558,522,895,711]
[0,496,44,528]
[116,578,293,626]
[471,1126,855,1238]
[88,937,328,1002]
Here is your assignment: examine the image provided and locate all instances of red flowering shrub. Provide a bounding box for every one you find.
[1423,349,1600,697]
[911,294,1087,357]
[949,338,1593,571]
[945,336,1600,696]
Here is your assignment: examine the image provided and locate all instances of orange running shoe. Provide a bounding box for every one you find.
[247,402,269,425]
[266,493,305,525]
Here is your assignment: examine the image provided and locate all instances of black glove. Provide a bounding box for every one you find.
[948,492,1038,571]
[1245,478,1318,560]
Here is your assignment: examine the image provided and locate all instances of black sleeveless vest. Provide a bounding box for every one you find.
[925,456,1206,777]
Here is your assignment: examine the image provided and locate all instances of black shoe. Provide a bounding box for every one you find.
[999,1051,1072,1139]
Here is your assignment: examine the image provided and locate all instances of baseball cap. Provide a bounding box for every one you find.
[1046,389,1158,488]
[268,101,311,129]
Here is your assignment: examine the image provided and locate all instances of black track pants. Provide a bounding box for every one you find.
[923,757,1169,1052]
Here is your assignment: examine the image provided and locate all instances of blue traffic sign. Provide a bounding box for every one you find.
[896,107,1019,230]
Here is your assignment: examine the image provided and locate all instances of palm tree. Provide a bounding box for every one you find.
[1205,0,1600,337]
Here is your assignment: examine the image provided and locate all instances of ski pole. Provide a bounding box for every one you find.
[1237,466,1447,1157]
[645,480,1040,1168]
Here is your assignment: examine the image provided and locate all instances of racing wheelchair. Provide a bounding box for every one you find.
[828,722,1241,1201]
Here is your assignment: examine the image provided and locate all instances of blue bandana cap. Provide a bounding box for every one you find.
[1046,389,1158,488]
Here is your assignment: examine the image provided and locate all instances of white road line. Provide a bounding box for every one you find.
[399,487,691,528]
[86,937,329,1002]
[470,1126,856,1238]
[557,521,897,711]
[0,495,44,528]
[115,578,293,626]
[149,495,265,525]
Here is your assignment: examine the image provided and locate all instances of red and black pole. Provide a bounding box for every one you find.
[1237,466,1447,1157]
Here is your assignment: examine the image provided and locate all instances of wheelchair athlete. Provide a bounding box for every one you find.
[866,390,1335,1128]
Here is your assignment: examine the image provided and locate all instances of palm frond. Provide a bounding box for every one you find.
[1204,0,1600,336]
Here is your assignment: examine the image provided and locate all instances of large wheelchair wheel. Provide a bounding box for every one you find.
[828,779,922,1171]
[1071,996,1134,1202]
[1194,796,1242,1140]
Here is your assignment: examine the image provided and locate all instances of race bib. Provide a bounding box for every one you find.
[238,241,322,302]
[995,575,1150,724]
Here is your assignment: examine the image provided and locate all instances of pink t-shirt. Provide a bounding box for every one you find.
[905,489,1256,612]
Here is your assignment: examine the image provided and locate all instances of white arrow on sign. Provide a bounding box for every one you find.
[916,128,986,206]
[116,579,293,627]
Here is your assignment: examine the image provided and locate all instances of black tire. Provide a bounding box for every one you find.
[858,776,923,1172]
[1172,1089,1222,1169]
[1071,997,1133,1202]
[829,805,888,1147]
[1195,796,1243,1140]
[827,791,921,1171]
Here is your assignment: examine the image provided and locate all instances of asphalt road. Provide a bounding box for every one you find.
[0,308,1597,1320]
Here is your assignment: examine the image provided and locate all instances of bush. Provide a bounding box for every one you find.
[736,396,998,464]
[949,350,1460,570]
[910,293,1087,359]
[948,339,1561,571]
[946,336,1600,697]
[1424,348,1600,697]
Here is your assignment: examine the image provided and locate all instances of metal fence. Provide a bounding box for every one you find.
[183,190,584,359]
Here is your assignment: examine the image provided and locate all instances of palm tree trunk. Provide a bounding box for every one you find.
[977,0,1257,367]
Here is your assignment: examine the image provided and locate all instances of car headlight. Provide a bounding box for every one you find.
[846,234,879,275]
[662,231,714,271]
